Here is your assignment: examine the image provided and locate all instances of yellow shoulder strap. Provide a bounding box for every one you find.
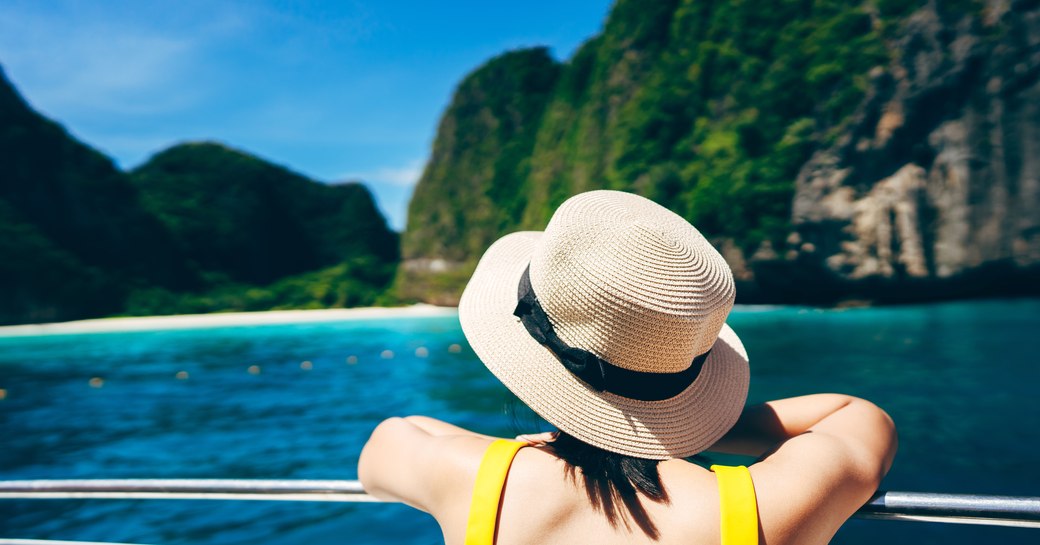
[464,439,526,545]
[710,464,759,545]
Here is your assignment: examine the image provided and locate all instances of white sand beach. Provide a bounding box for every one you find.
[0,304,458,337]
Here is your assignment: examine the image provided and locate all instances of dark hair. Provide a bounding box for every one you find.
[549,431,669,538]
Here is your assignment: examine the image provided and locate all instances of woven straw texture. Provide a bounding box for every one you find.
[459,190,749,459]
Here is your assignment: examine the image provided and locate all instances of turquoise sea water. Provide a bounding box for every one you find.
[1,300,1038,544]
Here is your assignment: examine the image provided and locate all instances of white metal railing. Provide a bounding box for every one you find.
[0,541,148,545]
[0,479,373,503]
[1,479,1038,532]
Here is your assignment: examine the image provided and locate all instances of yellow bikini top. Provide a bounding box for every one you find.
[709,463,760,545]
[464,439,759,545]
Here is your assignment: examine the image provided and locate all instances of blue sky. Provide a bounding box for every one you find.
[0,0,612,230]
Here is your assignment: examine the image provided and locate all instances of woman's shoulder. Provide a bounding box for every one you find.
[746,403,896,545]
[358,417,533,516]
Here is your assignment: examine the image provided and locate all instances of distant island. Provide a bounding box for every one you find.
[2,0,1038,325]
[0,68,398,325]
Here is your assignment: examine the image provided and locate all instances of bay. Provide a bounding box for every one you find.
[1,300,1038,544]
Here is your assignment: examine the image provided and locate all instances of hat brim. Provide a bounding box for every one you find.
[459,231,750,460]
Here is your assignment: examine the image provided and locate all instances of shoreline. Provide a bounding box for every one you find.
[0,305,459,338]
[2,298,1028,338]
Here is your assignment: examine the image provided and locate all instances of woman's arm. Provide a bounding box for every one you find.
[722,394,898,545]
[397,415,496,438]
[357,416,492,512]
[708,393,896,462]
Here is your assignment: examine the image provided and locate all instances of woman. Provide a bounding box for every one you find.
[360,190,897,545]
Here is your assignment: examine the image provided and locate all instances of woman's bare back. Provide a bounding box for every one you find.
[493,450,722,545]
[360,395,896,545]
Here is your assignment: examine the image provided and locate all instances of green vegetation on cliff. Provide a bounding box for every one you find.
[0,67,399,324]
[404,48,561,262]
[3,0,997,319]
[127,142,399,315]
[394,48,560,302]
[0,66,194,323]
[131,142,398,286]
[600,0,887,244]
[0,200,120,323]
[401,0,982,303]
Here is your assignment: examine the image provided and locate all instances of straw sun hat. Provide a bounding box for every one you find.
[459,190,749,460]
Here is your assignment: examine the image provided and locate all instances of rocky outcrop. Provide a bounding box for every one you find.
[401,0,895,305]
[399,0,1038,305]
[758,0,1040,303]
[395,48,560,303]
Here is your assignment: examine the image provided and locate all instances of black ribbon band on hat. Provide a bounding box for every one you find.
[513,265,709,401]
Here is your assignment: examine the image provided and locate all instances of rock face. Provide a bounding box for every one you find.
[776,0,1040,302]
[403,0,1040,305]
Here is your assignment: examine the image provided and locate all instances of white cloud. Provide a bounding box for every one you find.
[0,2,247,116]
[19,37,197,115]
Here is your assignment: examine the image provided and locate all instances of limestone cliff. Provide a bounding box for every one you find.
[397,48,560,303]
[762,0,1040,303]
[402,0,1040,305]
